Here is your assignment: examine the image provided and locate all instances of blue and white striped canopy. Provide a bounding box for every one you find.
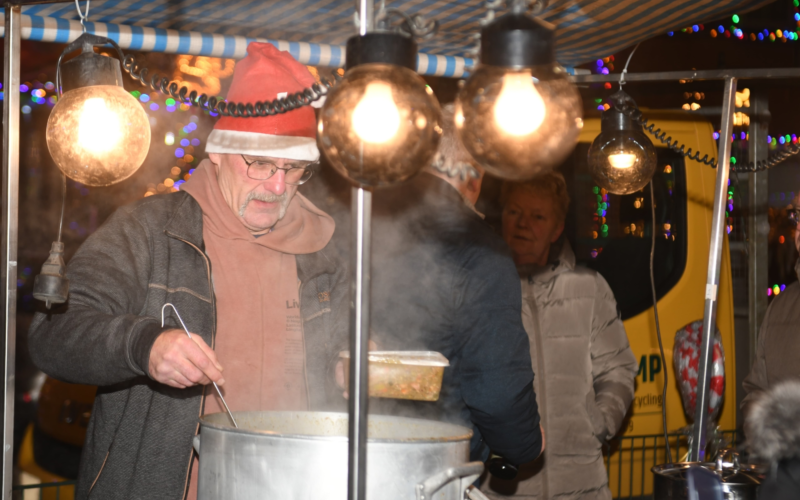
[5,0,773,77]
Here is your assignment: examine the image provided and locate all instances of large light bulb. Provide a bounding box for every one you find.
[608,153,637,169]
[77,97,123,154]
[494,73,546,136]
[352,82,401,144]
[588,90,658,195]
[47,85,151,187]
[319,63,441,187]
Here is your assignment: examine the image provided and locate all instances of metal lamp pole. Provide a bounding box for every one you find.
[689,77,737,462]
[347,2,374,500]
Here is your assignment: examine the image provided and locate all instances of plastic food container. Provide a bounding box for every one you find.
[340,351,450,402]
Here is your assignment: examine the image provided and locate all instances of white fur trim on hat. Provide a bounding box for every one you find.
[205,129,320,162]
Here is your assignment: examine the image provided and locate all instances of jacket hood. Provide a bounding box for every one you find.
[747,380,800,463]
[517,239,576,284]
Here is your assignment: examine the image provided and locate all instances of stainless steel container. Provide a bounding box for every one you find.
[652,451,762,500]
[193,411,484,500]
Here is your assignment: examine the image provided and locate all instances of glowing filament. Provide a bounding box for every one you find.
[352,82,401,144]
[494,73,546,136]
[608,153,637,169]
[77,98,122,154]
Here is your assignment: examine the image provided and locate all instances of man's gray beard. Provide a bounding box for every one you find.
[239,191,290,221]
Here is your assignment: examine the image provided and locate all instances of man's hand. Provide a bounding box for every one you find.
[148,329,224,389]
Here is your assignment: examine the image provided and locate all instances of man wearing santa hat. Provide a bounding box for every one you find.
[29,43,346,499]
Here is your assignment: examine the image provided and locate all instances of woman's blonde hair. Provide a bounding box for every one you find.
[501,171,571,222]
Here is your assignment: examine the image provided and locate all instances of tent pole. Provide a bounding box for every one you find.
[1,4,20,498]
[689,77,737,463]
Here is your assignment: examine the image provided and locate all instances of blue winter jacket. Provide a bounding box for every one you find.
[368,173,543,465]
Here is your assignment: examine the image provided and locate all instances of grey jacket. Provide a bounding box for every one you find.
[482,242,637,500]
[28,191,347,500]
[742,260,800,423]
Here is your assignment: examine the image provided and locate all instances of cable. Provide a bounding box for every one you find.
[122,51,342,118]
[614,101,800,172]
[618,43,639,90]
[57,173,67,244]
[74,0,90,33]
[650,180,672,464]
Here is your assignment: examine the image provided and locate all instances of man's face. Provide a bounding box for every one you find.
[502,187,564,267]
[209,153,306,233]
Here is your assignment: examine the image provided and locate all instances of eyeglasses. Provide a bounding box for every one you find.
[241,155,315,185]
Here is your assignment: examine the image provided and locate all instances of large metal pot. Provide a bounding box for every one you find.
[652,451,762,500]
[193,411,486,500]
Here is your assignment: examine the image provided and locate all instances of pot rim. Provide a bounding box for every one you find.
[652,461,763,486]
[198,410,474,443]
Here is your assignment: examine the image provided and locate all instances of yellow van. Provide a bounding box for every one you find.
[566,111,736,498]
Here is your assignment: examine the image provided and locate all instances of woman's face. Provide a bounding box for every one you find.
[502,188,565,267]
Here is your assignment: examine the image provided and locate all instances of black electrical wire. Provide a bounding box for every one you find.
[57,173,67,243]
[121,52,342,117]
[650,180,672,464]
[614,102,800,172]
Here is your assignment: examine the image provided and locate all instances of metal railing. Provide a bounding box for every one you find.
[604,430,740,499]
[12,480,75,500]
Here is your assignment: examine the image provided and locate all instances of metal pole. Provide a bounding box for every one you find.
[747,93,768,368]
[570,67,800,84]
[1,4,20,498]
[348,3,374,500]
[348,185,372,500]
[690,77,737,463]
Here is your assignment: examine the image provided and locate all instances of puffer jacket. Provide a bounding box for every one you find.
[482,241,637,500]
[28,191,347,500]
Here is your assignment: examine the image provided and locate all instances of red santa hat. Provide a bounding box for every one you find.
[206,42,319,162]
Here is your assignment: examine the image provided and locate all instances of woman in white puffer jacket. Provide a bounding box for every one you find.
[481,173,638,500]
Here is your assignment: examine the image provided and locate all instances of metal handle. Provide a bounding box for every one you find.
[715,448,741,478]
[161,303,238,429]
[465,486,491,500]
[416,461,484,500]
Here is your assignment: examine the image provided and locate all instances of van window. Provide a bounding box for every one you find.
[560,145,688,319]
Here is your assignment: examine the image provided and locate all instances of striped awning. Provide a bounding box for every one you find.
[5,0,774,75]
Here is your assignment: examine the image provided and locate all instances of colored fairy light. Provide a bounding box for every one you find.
[692,25,699,32]
[601,68,609,75]
[167,105,176,112]
[758,33,765,40]
[732,14,740,23]
[165,132,175,146]
[718,25,725,33]
[175,148,185,158]
[740,131,746,140]
[149,103,159,111]
[767,135,771,143]
[781,284,787,292]
[597,105,604,111]
[713,132,720,140]
[191,138,200,146]
[180,138,190,147]
[596,59,604,67]
[773,284,781,295]
[667,31,674,36]
[767,287,772,296]
[780,136,786,144]
[139,94,150,103]
[780,235,786,244]
[21,105,30,114]
[19,84,29,93]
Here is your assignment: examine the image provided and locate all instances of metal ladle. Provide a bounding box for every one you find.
[161,303,238,428]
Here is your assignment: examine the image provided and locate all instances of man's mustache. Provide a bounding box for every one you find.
[239,191,289,216]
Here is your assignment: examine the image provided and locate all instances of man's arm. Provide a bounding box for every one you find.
[29,207,164,386]
[588,273,638,441]
[455,248,543,466]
